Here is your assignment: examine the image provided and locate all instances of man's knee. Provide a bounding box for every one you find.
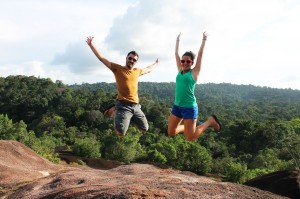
[114,125,127,136]
[133,119,148,133]
[115,131,125,136]
[141,124,149,132]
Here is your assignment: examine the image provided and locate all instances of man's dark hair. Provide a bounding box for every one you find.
[127,51,139,59]
[182,51,196,61]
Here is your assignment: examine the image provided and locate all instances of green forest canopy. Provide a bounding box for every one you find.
[0,75,299,183]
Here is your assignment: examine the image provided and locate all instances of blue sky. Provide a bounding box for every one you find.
[1,0,299,90]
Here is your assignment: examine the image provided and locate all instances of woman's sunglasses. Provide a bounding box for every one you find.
[180,60,192,64]
[128,57,137,62]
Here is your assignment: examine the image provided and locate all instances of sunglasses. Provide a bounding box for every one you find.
[128,57,137,62]
[180,60,192,64]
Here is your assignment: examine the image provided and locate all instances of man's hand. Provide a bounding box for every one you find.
[155,58,159,64]
[86,36,94,45]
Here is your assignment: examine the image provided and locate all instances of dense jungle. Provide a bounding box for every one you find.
[1,75,299,183]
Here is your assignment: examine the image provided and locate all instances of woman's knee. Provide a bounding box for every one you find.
[167,126,176,136]
[168,126,180,136]
[168,131,176,136]
[185,134,196,142]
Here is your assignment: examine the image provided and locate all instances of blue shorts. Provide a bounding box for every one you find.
[171,105,198,119]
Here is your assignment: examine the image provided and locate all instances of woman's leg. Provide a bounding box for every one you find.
[183,116,221,141]
[182,119,197,141]
[168,113,184,136]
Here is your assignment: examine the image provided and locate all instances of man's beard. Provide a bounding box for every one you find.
[126,62,133,69]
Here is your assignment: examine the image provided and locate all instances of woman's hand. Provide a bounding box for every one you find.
[176,32,181,41]
[203,31,208,40]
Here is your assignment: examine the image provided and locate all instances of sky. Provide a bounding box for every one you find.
[1,0,300,90]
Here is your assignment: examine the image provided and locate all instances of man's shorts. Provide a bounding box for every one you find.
[114,100,149,135]
[171,105,198,119]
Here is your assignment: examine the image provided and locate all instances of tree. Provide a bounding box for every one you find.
[250,148,290,171]
[287,118,300,134]
[0,114,13,140]
[34,113,66,137]
[101,127,144,163]
[73,137,101,158]
[147,142,177,164]
[183,142,212,174]
[223,162,248,184]
[165,136,212,175]
[147,149,167,164]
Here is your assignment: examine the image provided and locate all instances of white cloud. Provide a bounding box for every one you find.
[0,61,45,77]
[0,0,300,90]
[0,19,23,43]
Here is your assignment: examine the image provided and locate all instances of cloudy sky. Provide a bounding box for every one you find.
[1,0,299,90]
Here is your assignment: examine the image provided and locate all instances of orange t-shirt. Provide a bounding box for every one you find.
[110,63,142,103]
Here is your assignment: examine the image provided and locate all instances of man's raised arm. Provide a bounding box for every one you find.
[141,58,159,75]
[86,36,112,69]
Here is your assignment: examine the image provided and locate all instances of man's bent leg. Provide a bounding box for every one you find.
[114,101,133,136]
[103,104,115,118]
[131,104,149,132]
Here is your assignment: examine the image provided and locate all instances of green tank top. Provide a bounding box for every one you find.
[174,70,197,108]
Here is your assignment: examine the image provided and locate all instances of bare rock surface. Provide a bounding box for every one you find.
[0,140,288,199]
[0,140,63,188]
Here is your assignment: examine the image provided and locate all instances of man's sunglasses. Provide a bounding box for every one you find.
[128,57,137,62]
[180,60,192,64]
